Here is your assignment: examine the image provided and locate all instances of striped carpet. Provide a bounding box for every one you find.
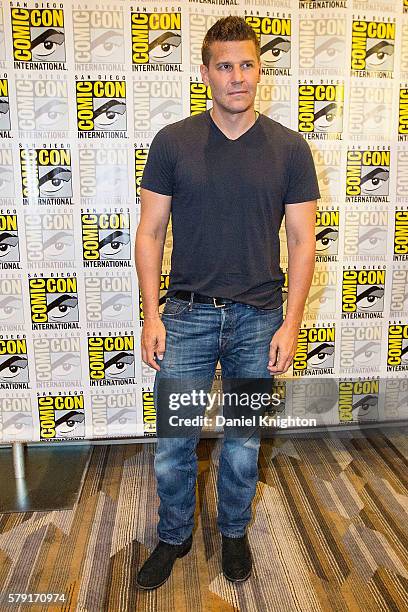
[0,431,407,611]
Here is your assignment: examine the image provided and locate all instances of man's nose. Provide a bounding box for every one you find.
[230,65,244,82]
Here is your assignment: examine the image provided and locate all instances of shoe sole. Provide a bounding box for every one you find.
[135,540,193,591]
[222,569,252,583]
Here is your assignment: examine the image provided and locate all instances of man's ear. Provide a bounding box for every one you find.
[257,61,261,82]
[200,63,209,86]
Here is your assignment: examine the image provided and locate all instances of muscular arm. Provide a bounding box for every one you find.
[135,187,171,370]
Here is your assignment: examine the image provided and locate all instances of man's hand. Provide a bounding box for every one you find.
[267,321,300,375]
[141,317,166,371]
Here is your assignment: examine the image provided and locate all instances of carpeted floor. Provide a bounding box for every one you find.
[0,431,407,611]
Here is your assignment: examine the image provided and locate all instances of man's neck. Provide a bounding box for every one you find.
[210,106,258,140]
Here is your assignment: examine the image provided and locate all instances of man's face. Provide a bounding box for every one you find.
[200,40,261,115]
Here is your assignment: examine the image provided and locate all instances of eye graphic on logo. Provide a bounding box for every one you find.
[54,410,84,436]
[0,296,22,321]
[317,167,339,193]
[0,232,18,258]
[102,294,132,320]
[43,231,74,260]
[354,341,380,365]
[150,100,180,127]
[0,98,9,117]
[99,230,130,258]
[359,227,387,254]
[356,286,384,311]
[107,408,135,425]
[105,351,134,377]
[0,167,14,195]
[47,294,78,320]
[260,37,290,66]
[307,343,334,367]
[365,40,394,68]
[91,31,123,59]
[262,103,290,126]
[314,103,343,132]
[308,287,335,312]
[316,227,338,252]
[314,36,344,66]
[93,100,126,129]
[51,353,81,378]
[0,355,28,380]
[360,168,389,194]
[3,413,32,436]
[362,104,387,132]
[35,100,67,129]
[149,32,181,61]
[39,167,72,196]
[352,394,378,413]
[31,29,65,59]
[97,166,127,194]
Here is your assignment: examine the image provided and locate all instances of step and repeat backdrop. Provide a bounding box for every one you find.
[0,0,407,443]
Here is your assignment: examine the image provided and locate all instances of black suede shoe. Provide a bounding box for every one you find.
[221,534,252,582]
[136,535,193,590]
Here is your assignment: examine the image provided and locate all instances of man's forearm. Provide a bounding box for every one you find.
[135,231,165,319]
[284,239,316,327]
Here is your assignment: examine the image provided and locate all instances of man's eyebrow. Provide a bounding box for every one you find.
[215,59,255,66]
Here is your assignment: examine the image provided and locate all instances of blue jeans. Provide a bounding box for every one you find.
[153,296,284,544]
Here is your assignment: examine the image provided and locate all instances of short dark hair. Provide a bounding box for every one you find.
[201,16,260,67]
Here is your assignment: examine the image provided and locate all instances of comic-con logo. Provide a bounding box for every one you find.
[135,148,148,200]
[0,79,10,132]
[76,79,127,135]
[256,83,291,127]
[15,77,68,133]
[340,324,382,373]
[348,84,392,139]
[81,212,130,266]
[134,80,182,133]
[90,390,137,437]
[346,149,390,200]
[0,394,33,441]
[72,9,124,65]
[142,389,156,436]
[312,146,341,200]
[28,276,79,328]
[131,12,182,70]
[0,277,24,327]
[342,268,385,318]
[139,274,169,322]
[399,88,408,140]
[38,394,85,440]
[387,324,408,370]
[298,84,344,138]
[305,269,336,318]
[190,81,212,115]
[79,147,128,202]
[293,325,335,375]
[0,214,20,266]
[85,273,133,324]
[245,16,291,75]
[20,148,72,202]
[350,20,395,76]
[88,334,135,385]
[338,379,379,422]
[33,336,81,385]
[393,211,408,261]
[25,210,75,264]
[299,18,345,71]
[0,148,15,201]
[315,209,339,261]
[0,337,29,387]
[344,210,387,261]
[390,269,408,315]
[11,8,66,67]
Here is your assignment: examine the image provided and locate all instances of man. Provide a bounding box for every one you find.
[135,16,320,590]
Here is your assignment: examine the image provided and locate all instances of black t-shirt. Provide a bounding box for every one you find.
[141,110,320,309]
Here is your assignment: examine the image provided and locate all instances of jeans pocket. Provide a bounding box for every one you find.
[251,304,283,315]
[162,297,189,317]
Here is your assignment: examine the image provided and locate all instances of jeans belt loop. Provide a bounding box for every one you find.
[213,297,226,308]
[188,291,194,311]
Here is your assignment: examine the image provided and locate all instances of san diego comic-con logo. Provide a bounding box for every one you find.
[393,210,408,261]
[399,88,408,141]
[79,146,128,203]
[72,8,125,68]
[133,80,182,135]
[142,389,156,437]
[349,83,393,140]
[343,210,388,262]
[315,209,339,262]
[0,147,15,202]
[0,394,33,442]
[245,15,291,76]
[88,333,135,385]
[299,0,347,9]
[15,76,68,134]
[298,83,344,139]
[338,379,380,423]
[38,393,85,440]
[0,276,24,328]
[387,324,408,371]
[28,274,79,329]
[384,379,408,421]
[255,82,291,127]
[293,325,335,376]
[312,145,341,201]
[24,209,75,266]
[345,148,390,201]
[33,335,81,387]
[390,268,408,316]
[0,213,20,268]
[76,78,127,137]
[350,20,395,77]
[10,7,66,69]
[0,78,10,134]
[342,268,385,318]
[0,336,29,388]
[131,11,182,71]
[340,323,382,374]
[135,147,148,202]
[304,268,337,318]
[90,390,138,438]
[19,147,72,204]
[84,272,134,326]
[81,212,131,267]
[139,274,169,323]
[397,149,408,202]
[190,81,212,116]
[299,17,346,74]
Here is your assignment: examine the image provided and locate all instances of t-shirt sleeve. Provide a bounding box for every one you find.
[140,127,175,196]
[284,136,321,205]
